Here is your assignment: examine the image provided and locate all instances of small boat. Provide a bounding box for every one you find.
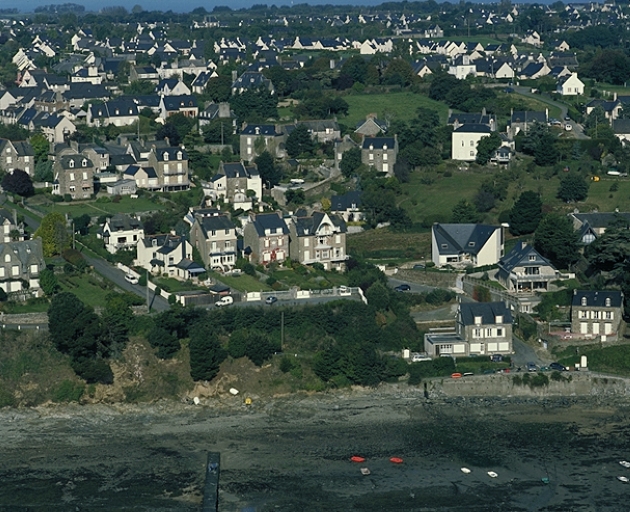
[390,457,404,464]
[541,477,550,485]
[360,467,371,476]
[461,467,471,474]
[620,460,630,468]
[351,456,365,463]
[451,373,462,379]
[487,471,498,478]
[618,476,629,483]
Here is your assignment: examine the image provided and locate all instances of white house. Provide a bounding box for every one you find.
[99,214,144,254]
[451,124,492,161]
[432,223,505,268]
[556,73,584,96]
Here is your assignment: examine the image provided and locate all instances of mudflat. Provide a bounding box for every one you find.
[0,385,629,511]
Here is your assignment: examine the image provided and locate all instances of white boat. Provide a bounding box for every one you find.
[461,467,471,474]
[619,460,630,468]
[360,467,371,476]
[487,471,498,478]
[618,476,629,483]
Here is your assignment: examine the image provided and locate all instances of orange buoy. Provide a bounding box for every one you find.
[351,456,366,463]
[451,373,462,379]
[390,457,403,464]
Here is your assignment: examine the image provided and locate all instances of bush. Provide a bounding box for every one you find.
[72,358,114,384]
[61,248,85,267]
[53,380,85,403]
[279,356,294,373]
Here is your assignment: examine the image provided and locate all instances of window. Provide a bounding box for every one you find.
[580,310,587,319]
[581,296,587,306]
[82,172,88,180]
[69,173,75,181]
[470,140,474,146]
[11,265,19,276]
[304,238,309,247]
[593,311,600,319]
[211,230,216,237]
[605,297,611,307]
[24,156,29,162]
[5,157,11,164]
[69,159,74,168]
[529,255,536,261]
[163,152,169,161]
[164,164,169,172]
[82,159,87,167]
[470,151,474,157]
[496,328,503,337]
[468,241,475,247]
[473,328,481,338]
[383,153,388,161]
[335,234,341,244]
[4,254,9,263]
[606,311,613,320]
[225,229,230,235]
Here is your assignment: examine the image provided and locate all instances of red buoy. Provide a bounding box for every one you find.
[390,457,403,464]
[351,456,366,463]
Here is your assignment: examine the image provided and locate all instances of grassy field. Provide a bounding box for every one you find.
[348,229,431,260]
[213,271,272,293]
[58,273,119,307]
[510,92,563,121]
[342,91,450,126]
[29,196,164,218]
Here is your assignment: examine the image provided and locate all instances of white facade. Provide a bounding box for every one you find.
[451,127,491,161]
[557,73,584,96]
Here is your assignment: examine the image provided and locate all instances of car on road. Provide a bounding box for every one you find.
[527,362,537,372]
[564,115,571,121]
[265,296,278,305]
[565,123,572,131]
[549,362,567,372]
[125,274,139,285]
[215,296,234,307]
[394,284,411,292]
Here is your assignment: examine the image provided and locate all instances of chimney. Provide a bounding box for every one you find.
[232,69,238,82]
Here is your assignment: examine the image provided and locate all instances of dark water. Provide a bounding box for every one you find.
[0,396,628,511]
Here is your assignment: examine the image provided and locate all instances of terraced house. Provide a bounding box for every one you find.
[571,290,624,341]
[189,212,237,271]
[147,146,189,192]
[52,154,95,199]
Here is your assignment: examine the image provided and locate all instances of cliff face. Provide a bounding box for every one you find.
[427,372,630,398]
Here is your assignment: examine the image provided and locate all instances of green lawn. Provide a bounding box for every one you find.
[213,271,272,293]
[154,277,204,293]
[270,267,348,289]
[1,298,50,314]
[348,230,431,260]
[342,91,450,126]
[58,273,119,307]
[31,196,163,218]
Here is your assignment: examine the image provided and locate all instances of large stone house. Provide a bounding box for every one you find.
[0,139,35,176]
[571,290,624,341]
[146,146,189,192]
[239,124,283,161]
[189,212,238,271]
[243,212,290,265]
[431,223,504,268]
[0,238,45,295]
[99,214,144,254]
[361,136,398,175]
[287,210,347,271]
[136,233,204,279]
[206,161,262,209]
[52,154,95,199]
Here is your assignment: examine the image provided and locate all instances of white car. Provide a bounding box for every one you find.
[125,274,139,285]
[215,296,234,307]
[565,123,572,131]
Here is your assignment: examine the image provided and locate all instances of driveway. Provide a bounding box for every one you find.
[511,335,547,369]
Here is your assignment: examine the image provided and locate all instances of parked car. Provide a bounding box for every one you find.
[412,264,425,270]
[215,296,234,307]
[265,296,278,305]
[527,362,537,372]
[125,274,139,285]
[565,123,572,131]
[411,353,431,362]
[394,284,411,292]
[550,362,567,372]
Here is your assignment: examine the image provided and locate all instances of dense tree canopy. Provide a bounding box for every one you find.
[286,124,315,158]
[35,212,69,257]
[509,191,543,236]
[534,213,580,269]
[1,169,34,197]
[557,173,589,203]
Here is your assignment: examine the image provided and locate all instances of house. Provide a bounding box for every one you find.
[0,238,46,295]
[289,119,340,143]
[232,71,275,95]
[240,124,283,160]
[146,146,190,192]
[130,65,160,82]
[448,55,477,80]
[522,30,542,47]
[287,210,347,271]
[106,179,137,196]
[451,124,492,161]
[189,213,238,271]
[0,209,22,243]
[87,100,139,127]
[556,73,584,96]
[496,241,558,293]
[123,165,160,190]
[519,61,550,80]
[100,214,144,254]
[448,110,496,131]
[613,118,630,145]
[52,154,95,199]
[456,301,513,355]
[136,233,203,279]
[431,223,504,268]
[569,211,630,243]
[156,78,191,96]
[330,190,363,222]
[159,95,198,121]
[334,135,359,170]
[508,110,548,139]
[207,161,262,208]
[361,136,398,175]
[243,212,290,265]
[492,145,513,164]
[354,114,388,136]
[571,290,624,341]
[0,139,35,176]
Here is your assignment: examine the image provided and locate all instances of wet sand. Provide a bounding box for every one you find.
[1,386,629,511]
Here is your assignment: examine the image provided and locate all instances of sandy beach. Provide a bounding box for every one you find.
[0,384,629,511]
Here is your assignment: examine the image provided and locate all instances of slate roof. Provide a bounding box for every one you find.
[153,147,188,162]
[453,123,492,134]
[89,100,138,119]
[62,83,109,101]
[161,95,197,111]
[498,241,555,272]
[292,211,347,237]
[613,119,630,134]
[571,290,623,308]
[331,190,362,211]
[249,213,289,237]
[197,215,236,237]
[448,113,494,126]
[58,154,94,169]
[106,213,143,232]
[510,111,547,124]
[459,301,513,326]
[241,124,280,136]
[221,162,258,178]
[361,137,396,150]
[571,212,630,229]
[432,223,499,256]
[125,165,157,178]
[141,233,183,251]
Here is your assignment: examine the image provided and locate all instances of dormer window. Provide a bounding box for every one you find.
[528,255,536,261]
[82,159,87,167]
[495,315,503,324]
[441,244,447,249]
[581,297,587,306]
[177,151,182,160]
[605,297,611,307]
[474,316,482,325]
[468,241,475,247]
[383,144,387,150]
[69,159,75,168]
[163,152,169,161]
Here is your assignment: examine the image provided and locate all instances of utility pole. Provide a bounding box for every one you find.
[220,122,224,146]
[281,311,284,348]
[146,268,150,309]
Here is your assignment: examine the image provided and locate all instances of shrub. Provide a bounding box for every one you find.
[61,248,85,267]
[279,356,294,373]
[53,380,85,403]
[72,358,114,384]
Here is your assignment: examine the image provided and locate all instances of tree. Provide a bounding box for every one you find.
[148,326,179,359]
[534,213,580,269]
[476,132,501,165]
[73,214,91,236]
[534,133,559,166]
[557,173,589,202]
[205,75,232,103]
[254,150,281,186]
[156,113,194,146]
[39,268,59,296]
[1,169,34,197]
[286,124,315,158]
[35,212,68,257]
[509,191,543,236]
[382,58,414,87]
[451,199,479,223]
[30,133,49,163]
[100,294,134,356]
[189,321,227,381]
[340,147,362,177]
[285,188,305,205]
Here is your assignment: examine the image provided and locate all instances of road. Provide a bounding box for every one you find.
[387,276,437,294]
